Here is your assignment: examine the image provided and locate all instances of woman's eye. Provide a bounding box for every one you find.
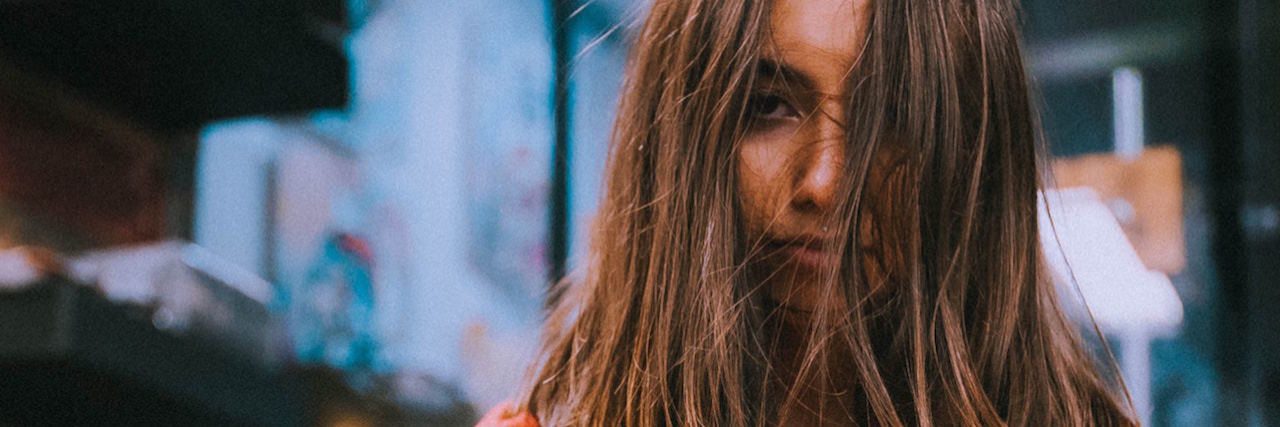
[746,93,799,122]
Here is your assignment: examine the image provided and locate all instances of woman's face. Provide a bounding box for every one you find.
[738,0,873,311]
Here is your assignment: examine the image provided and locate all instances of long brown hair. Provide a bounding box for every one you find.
[517,0,1134,425]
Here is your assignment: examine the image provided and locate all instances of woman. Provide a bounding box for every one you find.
[483,0,1134,425]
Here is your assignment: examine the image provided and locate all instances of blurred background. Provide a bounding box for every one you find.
[0,0,1275,425]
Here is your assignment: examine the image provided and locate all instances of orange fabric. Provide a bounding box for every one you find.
[476,401,539,427]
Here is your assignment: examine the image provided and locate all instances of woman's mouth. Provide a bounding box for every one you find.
[770,237,836,269]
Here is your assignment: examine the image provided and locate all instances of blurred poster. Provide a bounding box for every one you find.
[459,5,554,301]
[1052,145,1185,273]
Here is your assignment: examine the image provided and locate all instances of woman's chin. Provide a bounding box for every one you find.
[766,275,836,315]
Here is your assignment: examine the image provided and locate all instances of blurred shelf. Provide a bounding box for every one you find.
[0,280,304,426]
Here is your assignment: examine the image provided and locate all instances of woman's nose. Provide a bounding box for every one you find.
[791,113,846,213]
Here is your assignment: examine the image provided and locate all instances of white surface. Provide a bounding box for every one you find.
[1039,187,1182,334]
[1039,187,1184,424]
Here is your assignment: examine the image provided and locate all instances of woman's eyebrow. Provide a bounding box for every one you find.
[755,58,817,92]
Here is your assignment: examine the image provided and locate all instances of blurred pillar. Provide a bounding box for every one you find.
[547,0,573,287]
[1206,0,1280,424]
[1236,0,1280,424]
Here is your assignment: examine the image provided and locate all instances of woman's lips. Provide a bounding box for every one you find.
[770,237,836,269]
[787,244,832,268]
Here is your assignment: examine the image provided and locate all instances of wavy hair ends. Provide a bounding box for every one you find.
[516,0,1136,425]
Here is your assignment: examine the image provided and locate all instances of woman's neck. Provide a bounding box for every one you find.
[765,302,862,426]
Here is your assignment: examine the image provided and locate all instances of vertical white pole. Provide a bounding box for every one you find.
[1113,67,1145,162]
[1122,329,1153,425]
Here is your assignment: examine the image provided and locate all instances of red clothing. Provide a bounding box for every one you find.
[476,401,539,427]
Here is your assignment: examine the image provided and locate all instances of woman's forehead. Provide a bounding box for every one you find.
[765,0,870,91]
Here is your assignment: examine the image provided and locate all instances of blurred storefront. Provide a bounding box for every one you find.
[192,0,631,423]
